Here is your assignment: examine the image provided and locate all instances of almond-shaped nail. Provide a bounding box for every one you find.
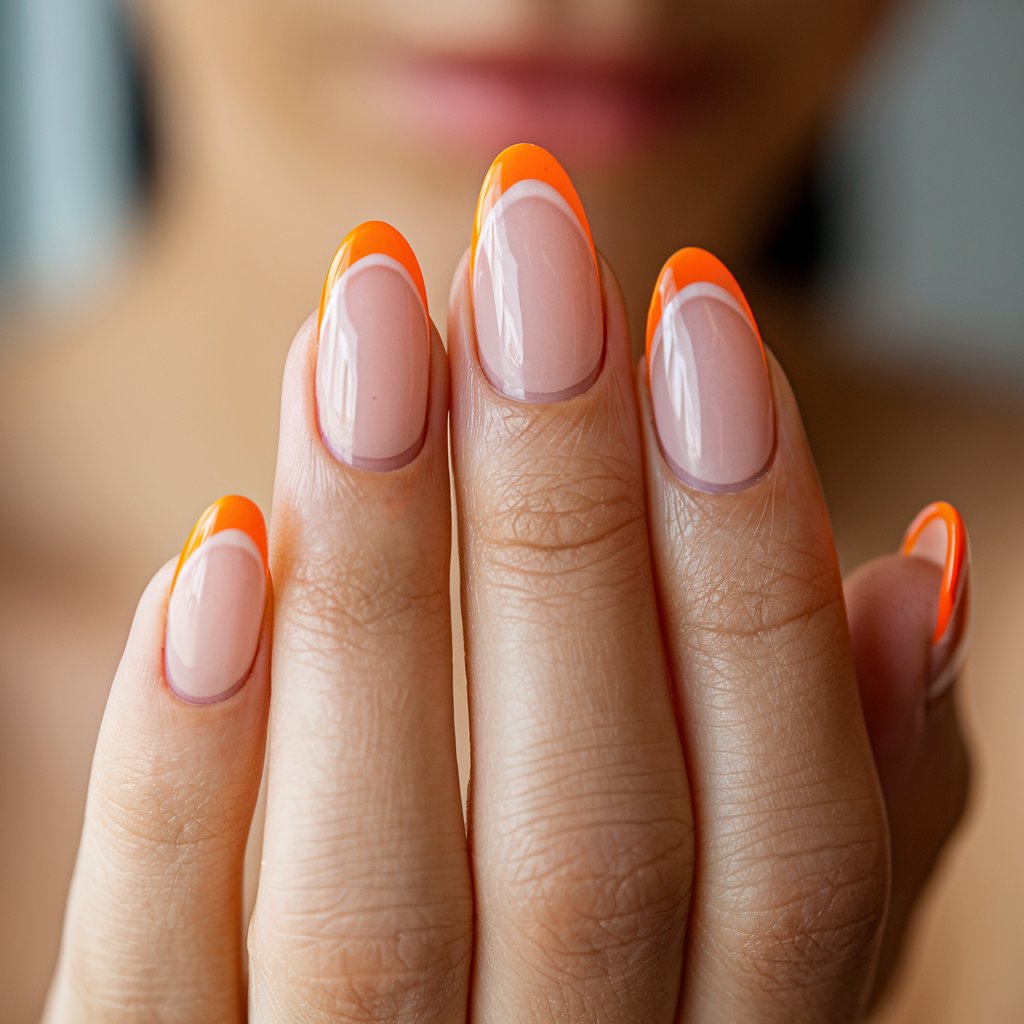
[901,500,971,699]
[165,496,268,705]
[471,143,604,402]
[645,247,776,492]
[317,221,430,470]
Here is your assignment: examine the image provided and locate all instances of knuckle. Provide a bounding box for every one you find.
[670,487,844,651]
[693,544,838,648]
[249,901,472,1023]
[92,751,248,861]
[276,543,449,662]
[271,478,450,665]
[711,805,889,993]
[473,433,647,590]
[495,809,694,983]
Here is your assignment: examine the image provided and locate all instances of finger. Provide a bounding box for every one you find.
[45,497,271,1024]
[638,248,889,1022]
[844,502,971,1001]
[847,501,970,790]
[248,223,472,1024]
[450,145,693,1023]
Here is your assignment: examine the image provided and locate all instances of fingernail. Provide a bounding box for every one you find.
[645,248,776,492]
[901,500,971,699]
[165,496,268,705]
[471,143,604,402]
[317,221,431,470]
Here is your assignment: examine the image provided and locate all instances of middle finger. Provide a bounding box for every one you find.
[449,145,694,1022]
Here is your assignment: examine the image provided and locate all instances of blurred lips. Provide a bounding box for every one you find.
[390,50,714,162]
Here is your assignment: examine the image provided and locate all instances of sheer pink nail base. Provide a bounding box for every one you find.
[647,282,776,493]
[472,179,603,403]
[164,530,266,705]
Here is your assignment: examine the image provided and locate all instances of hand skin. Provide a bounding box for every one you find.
[41,240,969,1022]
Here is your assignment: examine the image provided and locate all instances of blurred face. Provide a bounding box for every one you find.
[144,0,889,259]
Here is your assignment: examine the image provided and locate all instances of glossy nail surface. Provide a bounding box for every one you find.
[901,500,970,697]
[165,496,268,705]
[646,247,775,492]
[317,221,430,469]
[472,143,603,402]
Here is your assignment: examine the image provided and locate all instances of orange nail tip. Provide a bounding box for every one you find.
[172,495,268,592]
[646,247,762,376]
[900,500,968,644]
[318,221,428,332]
[472,142,595,272]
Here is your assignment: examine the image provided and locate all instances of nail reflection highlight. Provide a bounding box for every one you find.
[645,248,775,492]
[165,496,268,705]
[317,221,430,470]
[471,143,603,402]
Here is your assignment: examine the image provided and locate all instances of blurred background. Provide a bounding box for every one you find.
[1,2,1023,1021]
[1,0,1022,384]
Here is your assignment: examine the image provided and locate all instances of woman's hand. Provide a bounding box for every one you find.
[43,146,970,1023]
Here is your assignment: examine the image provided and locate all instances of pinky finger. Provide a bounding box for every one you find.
[845,500,971,792]
[44,496,271,1024]
[844,501,972,1005]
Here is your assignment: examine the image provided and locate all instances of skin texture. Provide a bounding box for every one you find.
[40,251,959,1021]
[0,1,1021,1020]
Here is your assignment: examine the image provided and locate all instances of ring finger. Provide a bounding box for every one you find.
[248,224,472,1023]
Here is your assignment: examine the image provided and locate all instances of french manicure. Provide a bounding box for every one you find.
[471,143,604,402]
[317,221,430,470]
[165,496,268,705]
[645,248,775,492]
[901,500,971,699]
